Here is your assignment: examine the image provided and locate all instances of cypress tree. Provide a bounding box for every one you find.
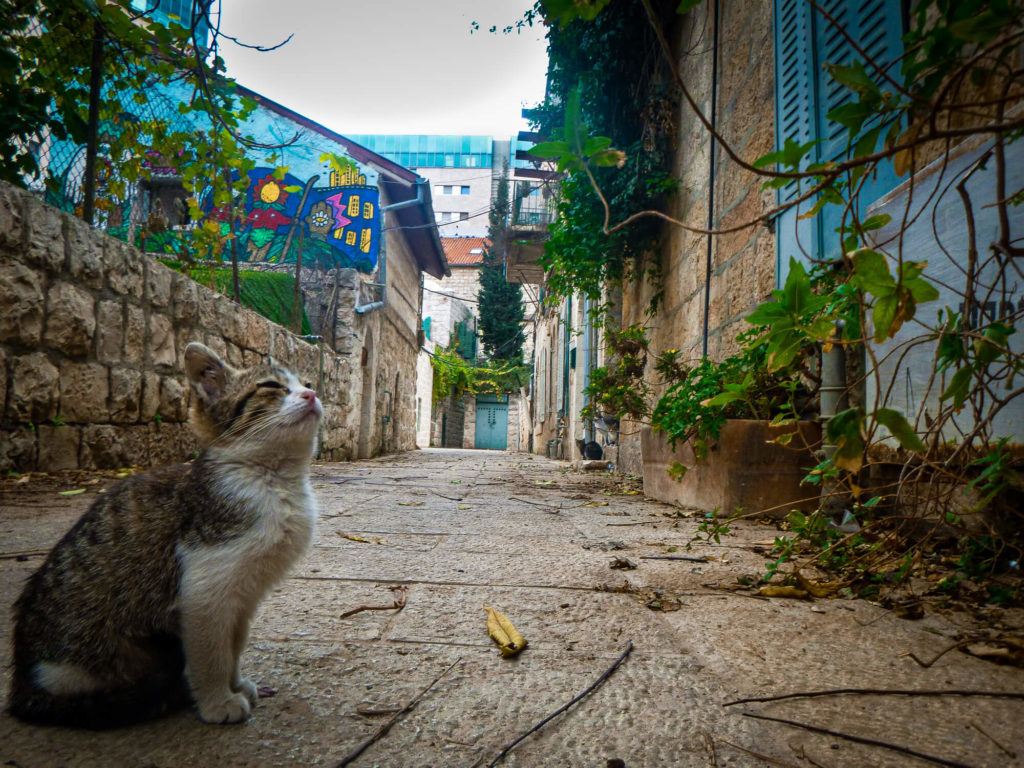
[478,166,526,362]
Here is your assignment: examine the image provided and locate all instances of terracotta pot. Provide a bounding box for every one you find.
[641,419,821,518]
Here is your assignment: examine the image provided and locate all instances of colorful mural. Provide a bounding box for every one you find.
[207,167,381,273]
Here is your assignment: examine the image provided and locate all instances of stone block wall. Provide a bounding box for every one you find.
[0,181,358,472]
[617,0,777,475]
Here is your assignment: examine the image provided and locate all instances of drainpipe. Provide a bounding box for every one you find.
[581,296,594,443]
[701,0,721,358]
[819,321,848,515]
[355,176,430,315]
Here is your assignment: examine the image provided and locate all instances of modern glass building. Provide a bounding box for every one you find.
[346,135,494,170]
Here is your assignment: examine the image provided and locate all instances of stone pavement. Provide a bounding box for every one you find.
[1,448,1022,767]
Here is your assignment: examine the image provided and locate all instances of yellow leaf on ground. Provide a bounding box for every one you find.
[795,571,843,598]
[484,606,528,657]
[758,585,811,600]
[58,489,85,496]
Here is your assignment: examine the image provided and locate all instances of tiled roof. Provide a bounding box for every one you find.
[441,237,490,266]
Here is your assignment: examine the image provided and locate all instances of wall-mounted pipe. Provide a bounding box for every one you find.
[820,321,848,515]
[701,0,721,358]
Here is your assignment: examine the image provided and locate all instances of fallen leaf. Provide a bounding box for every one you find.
[583,501,610,507]
[15,475,30,484]
[758,585,811,600]
[795,571,844,598]
[397,501,425,507]
[457,504,471,510]
[484,606,528,657]
[643,590,682,612]
[58,489,86,496]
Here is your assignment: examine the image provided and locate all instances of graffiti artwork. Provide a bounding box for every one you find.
[207,167,381,273]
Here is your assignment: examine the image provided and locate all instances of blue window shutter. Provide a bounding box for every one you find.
[815,0,904,257]
[774,0,903,285]
[774,0,819,285]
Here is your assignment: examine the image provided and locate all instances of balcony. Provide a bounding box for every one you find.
[507,182,556,284]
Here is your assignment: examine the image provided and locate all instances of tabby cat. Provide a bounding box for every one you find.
[8,342,322,728]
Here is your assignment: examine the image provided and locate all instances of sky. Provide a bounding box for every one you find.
[217,0,549,139]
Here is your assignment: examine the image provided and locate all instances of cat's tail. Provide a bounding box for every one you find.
[8,672,192,730]
[8,639,192,729]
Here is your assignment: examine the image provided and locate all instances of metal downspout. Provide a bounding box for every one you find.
[820,321,848,515]
[701,0,721,358]
[355,176,430,315]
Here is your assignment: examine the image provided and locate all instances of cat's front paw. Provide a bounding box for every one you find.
[197,692,251,724]
[233,677,259,707]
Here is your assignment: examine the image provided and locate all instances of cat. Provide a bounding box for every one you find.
[575,438,604,460]
[8,342,322,728]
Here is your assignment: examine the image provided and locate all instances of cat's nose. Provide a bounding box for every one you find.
[299,389,317,404]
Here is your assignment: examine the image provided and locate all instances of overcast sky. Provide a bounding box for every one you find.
[217,0,549,138]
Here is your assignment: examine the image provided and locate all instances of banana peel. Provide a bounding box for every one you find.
[795,570,845,598]
[484,606,528,657]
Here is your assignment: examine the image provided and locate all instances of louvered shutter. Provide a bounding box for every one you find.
[774,0,819,285]
[774,0,903,285]
[815,0,904,257]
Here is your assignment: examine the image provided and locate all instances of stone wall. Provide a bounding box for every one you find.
[617,0,777,475]
[0,181,361,472]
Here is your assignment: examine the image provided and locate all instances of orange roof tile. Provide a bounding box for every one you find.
[441,237,490,266]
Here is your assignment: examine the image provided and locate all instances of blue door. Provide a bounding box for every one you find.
[475,395,508,450]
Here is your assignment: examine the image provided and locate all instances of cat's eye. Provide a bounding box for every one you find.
[257,380,285,391]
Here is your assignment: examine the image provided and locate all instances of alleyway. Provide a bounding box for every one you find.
[2,449,1023,767]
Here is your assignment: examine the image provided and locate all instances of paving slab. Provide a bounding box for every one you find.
[1,448,1022,768]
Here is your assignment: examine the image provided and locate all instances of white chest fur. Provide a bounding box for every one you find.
[178,463,318,609]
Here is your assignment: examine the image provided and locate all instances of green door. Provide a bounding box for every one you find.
[475,394,508,450]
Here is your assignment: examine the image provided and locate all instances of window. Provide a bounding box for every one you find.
[363,201,374,219]
[459,212,469,221]
[460,185,470,195]
[465,156,478,167]
[439,212,452,223]
[345,231,357,246]
[773,0,903,284]
[443,185,453,195]
[445,155,455,167]
[347,195,360,217]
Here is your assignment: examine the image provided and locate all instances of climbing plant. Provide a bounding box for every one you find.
[525,0,1024,601]
[429,349,531,403]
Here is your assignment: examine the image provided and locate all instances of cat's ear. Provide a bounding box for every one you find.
[184,342,233,403]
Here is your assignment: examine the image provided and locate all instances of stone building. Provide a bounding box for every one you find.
[417,237,536,451]
[519,1,1023,500]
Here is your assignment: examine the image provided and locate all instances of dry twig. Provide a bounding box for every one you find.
[340,585,408,619]
[483,640,634,767]
[335,657,462,767]
[740,711,971,768]
[724,687,1024,707]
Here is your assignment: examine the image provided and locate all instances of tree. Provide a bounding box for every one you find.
[478,166,526,362]
[0,0,287,263]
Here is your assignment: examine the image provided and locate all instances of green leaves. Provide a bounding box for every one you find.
[526,87,625,174]
[827,407,865,473]
[850,250,939,341]
[541,0,611,27]
[746,258,833,372]
[875,408,925,452]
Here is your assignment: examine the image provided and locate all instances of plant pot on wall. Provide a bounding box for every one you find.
[641,419,821,519]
